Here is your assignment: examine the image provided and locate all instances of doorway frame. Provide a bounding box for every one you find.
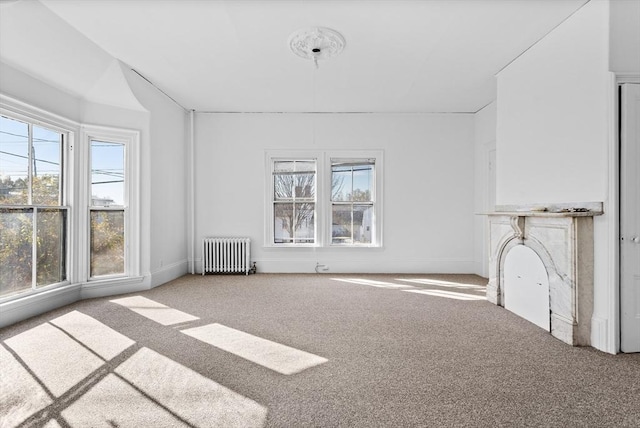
[616,76,640,352]
[609,74,640,353]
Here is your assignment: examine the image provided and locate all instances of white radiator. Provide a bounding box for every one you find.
[202,237,251,275]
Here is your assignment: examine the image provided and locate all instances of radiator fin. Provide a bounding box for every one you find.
[202,237,251,275]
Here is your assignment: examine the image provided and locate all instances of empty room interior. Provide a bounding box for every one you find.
[1,0,639,426]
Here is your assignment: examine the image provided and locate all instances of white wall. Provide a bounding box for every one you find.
[124,68,189,287]
[473,102,497,278]
[495,0,615,352]
[609,0,640,74]
[0,61,82,122]
[496,1,609,205]
[194,113,476,274]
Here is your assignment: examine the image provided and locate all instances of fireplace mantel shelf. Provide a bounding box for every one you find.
[483,210,603,218]
[480,201,603,218]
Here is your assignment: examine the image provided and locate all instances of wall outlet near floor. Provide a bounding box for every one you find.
[315,263,329,273]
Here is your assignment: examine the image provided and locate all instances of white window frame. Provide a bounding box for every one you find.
[265,151,321,247]
[0,96,76,301]
[265,149,383,248]
[328,155,379,247]
[81,125,140,282]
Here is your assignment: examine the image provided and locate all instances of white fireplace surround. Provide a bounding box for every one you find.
[486,202,603,346]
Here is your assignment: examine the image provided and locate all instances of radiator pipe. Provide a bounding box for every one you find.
[189,109,195,274]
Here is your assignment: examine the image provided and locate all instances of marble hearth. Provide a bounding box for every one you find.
[486,202,603,346]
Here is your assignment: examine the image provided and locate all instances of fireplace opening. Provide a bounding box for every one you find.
[504,245,550,331]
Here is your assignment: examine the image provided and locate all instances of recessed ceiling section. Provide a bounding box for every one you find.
[10,0,590,113]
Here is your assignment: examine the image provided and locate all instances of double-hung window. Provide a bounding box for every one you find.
[267,151,382,247]
[272,160,316,244]
[90,139,126,277]
[85,126,139,281]
[330,159,375,245]
[0,114,68,297]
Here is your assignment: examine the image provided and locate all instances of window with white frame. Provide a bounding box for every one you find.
[330,159,376,245]
[85,127,139,280]
[0,114,68,297]
[0,97,140,301]
[266,151,382,247]
[272,159,317,244]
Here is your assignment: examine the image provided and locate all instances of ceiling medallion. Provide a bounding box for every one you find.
[288,27,345,68]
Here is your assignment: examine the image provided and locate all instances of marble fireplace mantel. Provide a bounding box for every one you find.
[485,202,603,346]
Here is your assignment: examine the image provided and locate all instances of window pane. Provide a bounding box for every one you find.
[32,126,62,206]
[295,161,315,172]
[353,205,373,244]
[90,210,124,276]
[0,116,29,205]
[331,166,351,202]
[294,173,315,198]
[331,204,352,244]
[274,174,293,200]
[353,165,373,202]
[274,203,293,243]
[274,161,294,172]
[91,141,124,206]
[274,202,315,244]
[36,208,66,287]
[0,208,33,296]
[274,160,316,201]
[293,202,314,243]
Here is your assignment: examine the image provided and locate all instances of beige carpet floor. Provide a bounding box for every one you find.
[1,273,639,427]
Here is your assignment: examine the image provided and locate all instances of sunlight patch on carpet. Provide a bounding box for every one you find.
[0,345,52,427]
[4,323,104,397]
[397,278,486,290]
[110,296,199,326]
[50,311,135,360]
[115,347,267,427]
[182,323,328,375]
[330,277,416,289]
[403,289,486,301]
[61,374,188,427]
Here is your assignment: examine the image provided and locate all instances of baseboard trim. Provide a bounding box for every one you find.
[0,283,81,328]
[249,259,477,274]
[150,260,188,288]
[80,275,151,300]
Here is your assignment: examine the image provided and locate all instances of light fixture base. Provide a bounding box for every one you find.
[288,27,345,66]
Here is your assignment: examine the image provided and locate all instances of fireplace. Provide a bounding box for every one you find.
[486,203,603,346]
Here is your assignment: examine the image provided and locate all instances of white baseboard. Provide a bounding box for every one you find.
[251,258,477,274]
[0,267,192,329]
[80,275,151,300]
[150,259,188,288]
[0,284,81,328]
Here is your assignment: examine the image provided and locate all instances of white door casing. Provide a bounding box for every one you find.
[620,83,640,353]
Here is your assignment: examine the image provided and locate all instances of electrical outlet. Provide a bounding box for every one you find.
[315,262,329,273]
